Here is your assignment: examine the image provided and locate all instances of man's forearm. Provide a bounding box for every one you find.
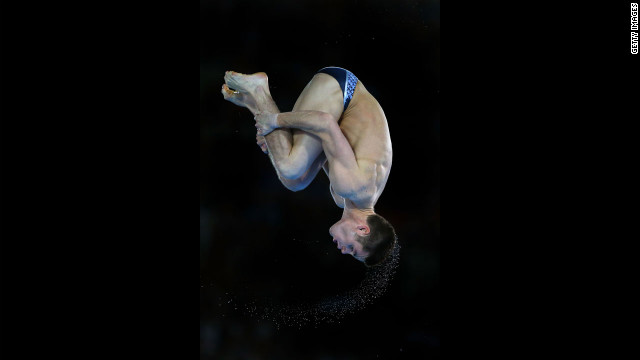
[276,111,332,136]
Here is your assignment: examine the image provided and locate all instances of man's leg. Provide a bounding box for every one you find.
[221,71,325,186]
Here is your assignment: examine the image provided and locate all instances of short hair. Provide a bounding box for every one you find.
[357,214,397,267]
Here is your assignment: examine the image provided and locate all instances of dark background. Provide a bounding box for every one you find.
[5,1,636,360]
[200,0,440,358]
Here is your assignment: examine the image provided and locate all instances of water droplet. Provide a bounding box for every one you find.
[213,243,400,328]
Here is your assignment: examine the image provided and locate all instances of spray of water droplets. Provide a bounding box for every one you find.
[219,243,401,329]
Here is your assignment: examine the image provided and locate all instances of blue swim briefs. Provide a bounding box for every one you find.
[316,66,359,112]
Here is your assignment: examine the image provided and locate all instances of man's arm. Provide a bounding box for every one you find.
[255,111,364,197]
[322,160,346,208]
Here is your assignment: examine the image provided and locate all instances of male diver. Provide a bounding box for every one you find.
[221,67,397,266]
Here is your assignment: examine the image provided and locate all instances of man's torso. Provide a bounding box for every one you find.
[338,81,392,208]
[300,73,392,208]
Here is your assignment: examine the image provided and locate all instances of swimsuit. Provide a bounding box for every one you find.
[316,67,359,112]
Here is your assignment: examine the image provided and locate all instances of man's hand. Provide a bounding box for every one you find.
[254,112,279,136]
[256,133,268,154]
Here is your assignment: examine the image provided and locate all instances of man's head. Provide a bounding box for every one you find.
[329,213,397,267]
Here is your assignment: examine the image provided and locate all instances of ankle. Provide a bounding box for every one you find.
[252,84,270,97]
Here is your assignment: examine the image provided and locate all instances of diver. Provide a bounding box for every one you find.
[221,67,397,267]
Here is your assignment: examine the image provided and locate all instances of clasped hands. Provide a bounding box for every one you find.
[254,112,279,136]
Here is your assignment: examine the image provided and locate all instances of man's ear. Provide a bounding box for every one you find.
[357,224,370,235]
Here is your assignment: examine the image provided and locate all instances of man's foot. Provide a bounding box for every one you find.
[221,83,258,111]
[222,70,271,155]
[223,71,269,95]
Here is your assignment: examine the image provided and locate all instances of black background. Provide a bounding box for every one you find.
[1,1,639,359]
[200,0,439,359]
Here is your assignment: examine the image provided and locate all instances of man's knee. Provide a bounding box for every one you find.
[278,157,307,180]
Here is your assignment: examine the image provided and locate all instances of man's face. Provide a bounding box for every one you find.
[329,220,368,262]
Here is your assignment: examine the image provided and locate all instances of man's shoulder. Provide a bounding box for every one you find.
[356,158,382,178]
[334,160,378,199]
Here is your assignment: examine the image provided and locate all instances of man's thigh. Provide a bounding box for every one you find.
[289,73,344,164]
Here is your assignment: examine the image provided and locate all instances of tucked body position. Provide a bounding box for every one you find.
[222,67,397,266]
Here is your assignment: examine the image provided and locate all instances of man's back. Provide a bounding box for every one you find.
[334,81,393,208]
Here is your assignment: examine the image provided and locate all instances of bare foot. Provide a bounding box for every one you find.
[221,85,267,154]
[224,71,269,95]
[222,70,271,155]
[221,83,258,111]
